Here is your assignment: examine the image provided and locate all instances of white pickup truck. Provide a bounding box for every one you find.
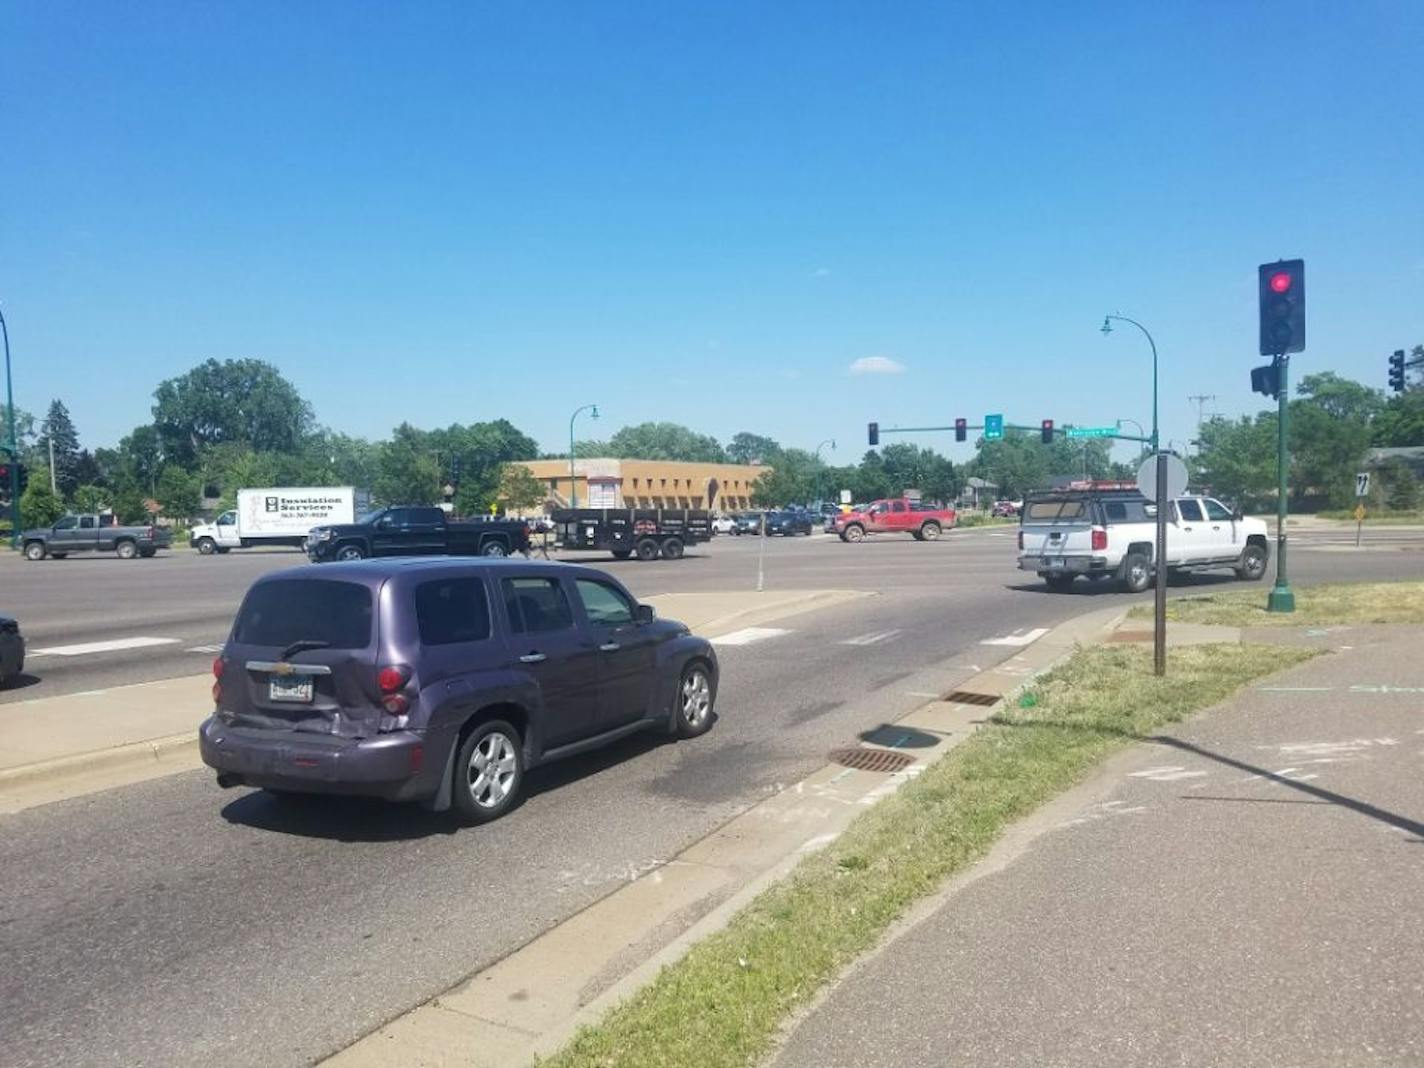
[1017,487,1270,592]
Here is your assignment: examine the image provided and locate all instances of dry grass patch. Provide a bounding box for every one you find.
[1132,581,1424,627]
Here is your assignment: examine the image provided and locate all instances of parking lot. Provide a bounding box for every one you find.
[3,527,1423,1067]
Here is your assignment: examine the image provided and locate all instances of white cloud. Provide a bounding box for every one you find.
[849,355,906,376]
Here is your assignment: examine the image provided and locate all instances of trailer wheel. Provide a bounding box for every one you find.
[635,538,662,561]
[661,537,684,560]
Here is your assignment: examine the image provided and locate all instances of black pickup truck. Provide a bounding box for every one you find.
[552,508,711,561]
[22,514,173,560]
[305,506,531,562]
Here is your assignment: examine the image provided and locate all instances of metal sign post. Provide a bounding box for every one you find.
[1137,452,1189,678]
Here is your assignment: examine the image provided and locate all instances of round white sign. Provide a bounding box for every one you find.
[1136,452,1189,501]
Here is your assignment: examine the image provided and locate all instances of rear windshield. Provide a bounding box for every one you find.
[1024,500,1087,521]
[233,579,373,649]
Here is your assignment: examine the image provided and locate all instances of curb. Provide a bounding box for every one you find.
[320,603,1128,1068]
[0,732,200,812]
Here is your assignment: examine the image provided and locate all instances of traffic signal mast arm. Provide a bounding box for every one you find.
[868,422,1151,443]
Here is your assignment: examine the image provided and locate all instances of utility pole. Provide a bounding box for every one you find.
[49,434,57,494]
[1187,394,1215,452]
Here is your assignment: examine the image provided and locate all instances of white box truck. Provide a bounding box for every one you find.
[190,487,357,555]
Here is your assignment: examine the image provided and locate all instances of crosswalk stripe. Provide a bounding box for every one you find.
[981,627,1049,647]
[840,629,902,647]
[27,636,181,658]
[711,627,790,647]
[187,644,225,654]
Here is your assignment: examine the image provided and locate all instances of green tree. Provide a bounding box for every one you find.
[499,463,548,513]
[429,419,540,515]
[1290,373,1379,508]
[19,468,65,528]
[750,447,820,506]
[606,422,726,462]
[1372,390,1424,447]
[72,485,109,513]
[156,465,203,519]
[35,399,82,497]
[1196,414,1277,506]
[1380,458,1420,511]
[152,358,313,466]
[374,423,440,506]
[0,403,37,454]
[116,425,165,496]
[727,432,780,465]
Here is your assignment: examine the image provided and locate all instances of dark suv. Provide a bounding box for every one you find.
[199,559,718,823]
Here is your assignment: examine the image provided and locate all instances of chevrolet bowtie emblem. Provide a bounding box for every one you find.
[272,662,296,676]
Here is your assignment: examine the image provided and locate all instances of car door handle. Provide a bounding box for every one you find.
[600,642,621,652]
[1212,525,1221,531]
[519,653,546,664]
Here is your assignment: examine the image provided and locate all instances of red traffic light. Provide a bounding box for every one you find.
[1269,271,1293,294]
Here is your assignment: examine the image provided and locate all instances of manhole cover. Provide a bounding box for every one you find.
[941,689,1000,707]
[828,747,916,774]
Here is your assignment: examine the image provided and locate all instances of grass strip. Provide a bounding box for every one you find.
[1316,509,1424,523]
[539,642,1314,1068]
[1130,580,1424,627]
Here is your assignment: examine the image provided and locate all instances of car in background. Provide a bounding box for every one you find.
[991,500,1020,518]
[711,515,738,536]
[765,510,814,536]
[832,498,958,542]
[735,513,764,535]
[0,615,24,688]
[21,514,172,560]
[200,558,719,824]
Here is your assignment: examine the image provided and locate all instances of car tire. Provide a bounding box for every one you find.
[1235,544,1268,581]
[840,524,865,543]
[115,540,138,560]
[674,661,716,739]
[335,544,366,562]
[451,719,524,824]
[196,537,217,555]
[661,537,685,559]
[635,538,661,561]
[920,521,942,541]
[23,541,46,561]
[481,540,509,557]
[1120,552,1152,593]
[1045,573,1075,592]
[612,549,633,560]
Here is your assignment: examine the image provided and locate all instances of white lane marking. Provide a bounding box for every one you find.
[1128,765,1209,782]
[711,627,790,647]
[981,627,1049,647]
[840,629,903,647]
[27,636,181,658]
[187,644,224,654]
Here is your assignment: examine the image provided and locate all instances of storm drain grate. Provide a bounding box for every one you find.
[941,690,1001,707]
[828,747,917,774]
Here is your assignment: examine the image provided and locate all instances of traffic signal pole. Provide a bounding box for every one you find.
[1267,356,1295,612]
[2,306,19,549]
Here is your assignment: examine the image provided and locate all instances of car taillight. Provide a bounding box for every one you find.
[212,657,225,679]
[1091,528,1108,552]
[378,665,412,715]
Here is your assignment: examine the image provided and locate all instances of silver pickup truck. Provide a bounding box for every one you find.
[21,514,173,561]
[1017,487,1270,592]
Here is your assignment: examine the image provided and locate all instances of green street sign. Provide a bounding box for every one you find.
[1066,426,1117,439]
[984,413,1004,441]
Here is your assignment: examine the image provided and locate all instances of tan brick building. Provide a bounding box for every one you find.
[518,458,768,513]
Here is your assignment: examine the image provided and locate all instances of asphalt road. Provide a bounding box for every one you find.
[1,529,1422,1067]
[3,525,1422,702]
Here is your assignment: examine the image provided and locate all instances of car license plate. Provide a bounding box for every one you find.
[1042,557,1066,570]
[269,676,314,703]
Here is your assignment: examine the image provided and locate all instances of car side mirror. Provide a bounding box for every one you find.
[635,604,656,624]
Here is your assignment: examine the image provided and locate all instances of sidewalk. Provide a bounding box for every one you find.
[0,589,861,813]
[770,626,1424,1067]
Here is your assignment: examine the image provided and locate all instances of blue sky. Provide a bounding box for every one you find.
[4,1,1421,463]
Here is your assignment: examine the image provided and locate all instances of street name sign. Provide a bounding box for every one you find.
[1066,426,1116,439]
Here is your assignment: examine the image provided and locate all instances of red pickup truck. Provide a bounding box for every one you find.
[832,498,957,542]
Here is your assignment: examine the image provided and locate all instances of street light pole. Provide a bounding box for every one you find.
[1103,314,1166,676]
[1,306,19,549]
[568,404,599,508]
[814,439,836,505]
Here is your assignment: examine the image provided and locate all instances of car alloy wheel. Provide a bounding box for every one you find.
[481,542,508,557]
[681,667,711,729]
[336,545,365,561]
[467,730,518,810]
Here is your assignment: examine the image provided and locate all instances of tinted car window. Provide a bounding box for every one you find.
[54,516,77,530]
[1203,499,1233,521]
[80,516,97,529]
[234,579,373,649]
[576,579,635,627]
[1102,498,1153,522]
[408,507,445,525]
[1177,500,1204,522]
[502,577,574,635]
[416,577,491,646]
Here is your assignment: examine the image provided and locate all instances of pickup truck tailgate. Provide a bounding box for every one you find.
[1019,499,1095,556]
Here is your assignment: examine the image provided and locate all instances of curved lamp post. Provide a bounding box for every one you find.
[814,438,836,505]
[568,404,599,508]
[1101,315,1159,451]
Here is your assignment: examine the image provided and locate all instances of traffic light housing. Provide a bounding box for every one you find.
[1041,419,1054,444]
[1259,259,1305,356]
[1389,349,1407,393]
[954,418,967,443]
[1251,361,1282,398]
[867,422,879,446]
